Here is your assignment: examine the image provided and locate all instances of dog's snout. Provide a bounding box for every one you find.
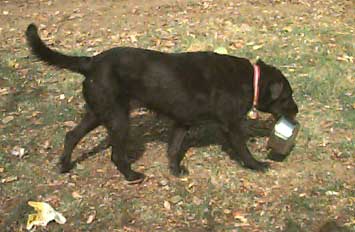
[289,104,299,120]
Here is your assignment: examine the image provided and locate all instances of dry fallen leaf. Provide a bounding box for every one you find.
[86,211,96,224]
[1,176,18,183]
[43,140,51,150]
[336,54,354,63]
[210,176,219,186]
[2,115,14,124]
[68,96,74,103]
[63,121,77,127]
[192,196,202,205]
[0,167,4,173]
[32,111,42,117]
[164,41,175,48]
[0,88,9,96]
[76,163,85,170]
[159,179,168,186]
[223,209,232,214]
[170,195,183,204]
[230,41,244,49]
[233,211,248,223]
[72,191,83,199]
[325,191,339,196]
[252,44,264,50]
[69,13,84,20]
[11,146,26,158]
[163,201,171,210]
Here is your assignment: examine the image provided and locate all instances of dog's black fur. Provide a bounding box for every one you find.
[26,23,298,181]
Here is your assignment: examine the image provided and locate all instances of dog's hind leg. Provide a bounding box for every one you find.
[104,102,145,182]
[60,109,100,173]
[167,124,189,177]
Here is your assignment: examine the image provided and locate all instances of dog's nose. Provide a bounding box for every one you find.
[285,107,298,121]
[290,114,297,120]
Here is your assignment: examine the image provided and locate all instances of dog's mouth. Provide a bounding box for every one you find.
[272,113,298,123]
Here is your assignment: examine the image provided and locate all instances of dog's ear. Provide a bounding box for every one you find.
[256,59,266,66]
[270,82,283,100]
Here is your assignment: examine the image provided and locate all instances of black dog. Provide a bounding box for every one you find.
[26,23,298,181]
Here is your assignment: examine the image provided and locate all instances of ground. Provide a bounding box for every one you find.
[0,0,354,231]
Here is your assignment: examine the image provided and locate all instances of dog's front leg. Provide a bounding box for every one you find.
[243,119,273,138]
[224,124,270,172]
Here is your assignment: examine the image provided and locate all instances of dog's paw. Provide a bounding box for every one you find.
[58,164,74,173]
[170,165,189,177]
[267,152,288,162]
[125,171,145,183]
[58,155,74,173]
[255,161,270,172]
[58,162,74,173]
[246,161,270,172]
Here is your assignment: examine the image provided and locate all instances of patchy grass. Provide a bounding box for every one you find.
[1,0,354,231]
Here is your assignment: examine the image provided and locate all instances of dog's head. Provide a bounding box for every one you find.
[256,60,299,120]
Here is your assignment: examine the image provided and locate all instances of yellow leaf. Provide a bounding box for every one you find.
[27,201,66,230]
[252,44,264,50]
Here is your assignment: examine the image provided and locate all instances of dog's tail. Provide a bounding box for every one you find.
[25,23,91,75]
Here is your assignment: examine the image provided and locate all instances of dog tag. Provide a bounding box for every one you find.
[247,107,259,120]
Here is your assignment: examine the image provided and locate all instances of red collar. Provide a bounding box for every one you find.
[253,64,261,108]
[248,64,260,119]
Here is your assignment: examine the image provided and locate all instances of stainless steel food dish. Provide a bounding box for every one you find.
[267,117,300,160]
